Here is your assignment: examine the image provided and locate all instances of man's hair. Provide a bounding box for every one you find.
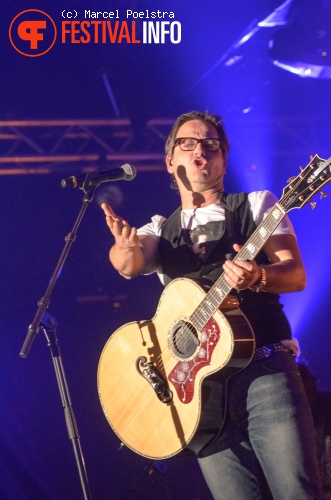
[164,110,230,158]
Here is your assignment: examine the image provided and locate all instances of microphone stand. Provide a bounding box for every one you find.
[20,178,100,500]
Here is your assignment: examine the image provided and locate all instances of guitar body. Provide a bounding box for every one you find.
[98,277,255,459]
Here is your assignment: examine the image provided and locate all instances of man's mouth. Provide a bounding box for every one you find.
[194,158,207,168]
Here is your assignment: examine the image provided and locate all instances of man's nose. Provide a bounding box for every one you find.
[194,141,206,156]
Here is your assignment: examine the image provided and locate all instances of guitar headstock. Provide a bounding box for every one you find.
[280,154,331,213]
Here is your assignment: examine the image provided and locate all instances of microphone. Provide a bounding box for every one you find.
[61,163,136,188]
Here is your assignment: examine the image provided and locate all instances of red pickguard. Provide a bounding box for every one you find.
[168,317,220,403]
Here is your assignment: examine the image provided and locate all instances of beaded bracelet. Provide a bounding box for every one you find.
[249,266,267,292]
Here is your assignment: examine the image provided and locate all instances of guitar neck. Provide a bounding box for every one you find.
[191,202,287,331]
[233,202,286,262]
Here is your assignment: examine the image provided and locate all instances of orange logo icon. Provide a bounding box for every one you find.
[9,9,57,57]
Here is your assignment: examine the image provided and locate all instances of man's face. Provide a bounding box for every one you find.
[166,119,226,193]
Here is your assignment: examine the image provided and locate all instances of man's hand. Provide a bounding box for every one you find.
[101,203,139,250]
[222,243,261,290]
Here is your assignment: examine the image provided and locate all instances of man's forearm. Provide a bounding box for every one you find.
[109,242,144,278]
[257,260,306,294]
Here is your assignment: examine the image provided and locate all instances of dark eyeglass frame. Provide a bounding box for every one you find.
[173,137,223,152]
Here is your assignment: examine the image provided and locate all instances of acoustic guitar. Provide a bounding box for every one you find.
[98,154,331,459]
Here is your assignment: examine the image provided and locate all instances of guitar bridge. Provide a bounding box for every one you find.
[136,356,173,404]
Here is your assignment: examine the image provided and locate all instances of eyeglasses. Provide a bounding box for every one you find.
[174,137,223,152]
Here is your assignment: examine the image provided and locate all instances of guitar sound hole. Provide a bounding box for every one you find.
[169,320,199,359]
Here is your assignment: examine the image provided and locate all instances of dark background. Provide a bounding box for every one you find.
[1,1,331,498]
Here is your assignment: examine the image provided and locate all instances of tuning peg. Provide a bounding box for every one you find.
[300,166,304,171]
[320,191,328,199]
[287,176,296,183]
[310,202,317,210]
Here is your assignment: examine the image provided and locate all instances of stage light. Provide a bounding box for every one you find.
[268,0,331,79]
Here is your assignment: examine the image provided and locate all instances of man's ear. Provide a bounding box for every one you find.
[166,155,174,173]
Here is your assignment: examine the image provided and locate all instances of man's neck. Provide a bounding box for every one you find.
[180,189,223,209]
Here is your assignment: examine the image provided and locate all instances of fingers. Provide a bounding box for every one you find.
[101,203,120,232]
[222,242,261,289]
[121,222,138,242]
[101,203,137,245]
[223,258,256,289]
[101,203,123,231]
[125,225,138,244]
[101,202,115,218]
[223,260,246,288]
[233,243,242,253]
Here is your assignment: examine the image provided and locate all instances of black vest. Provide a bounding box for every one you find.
[158,193,291,347]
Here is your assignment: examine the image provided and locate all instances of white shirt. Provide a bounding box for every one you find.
[137,191,295,284]
[137,191,295,239]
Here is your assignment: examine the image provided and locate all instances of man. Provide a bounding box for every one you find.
[101,111,323,499]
